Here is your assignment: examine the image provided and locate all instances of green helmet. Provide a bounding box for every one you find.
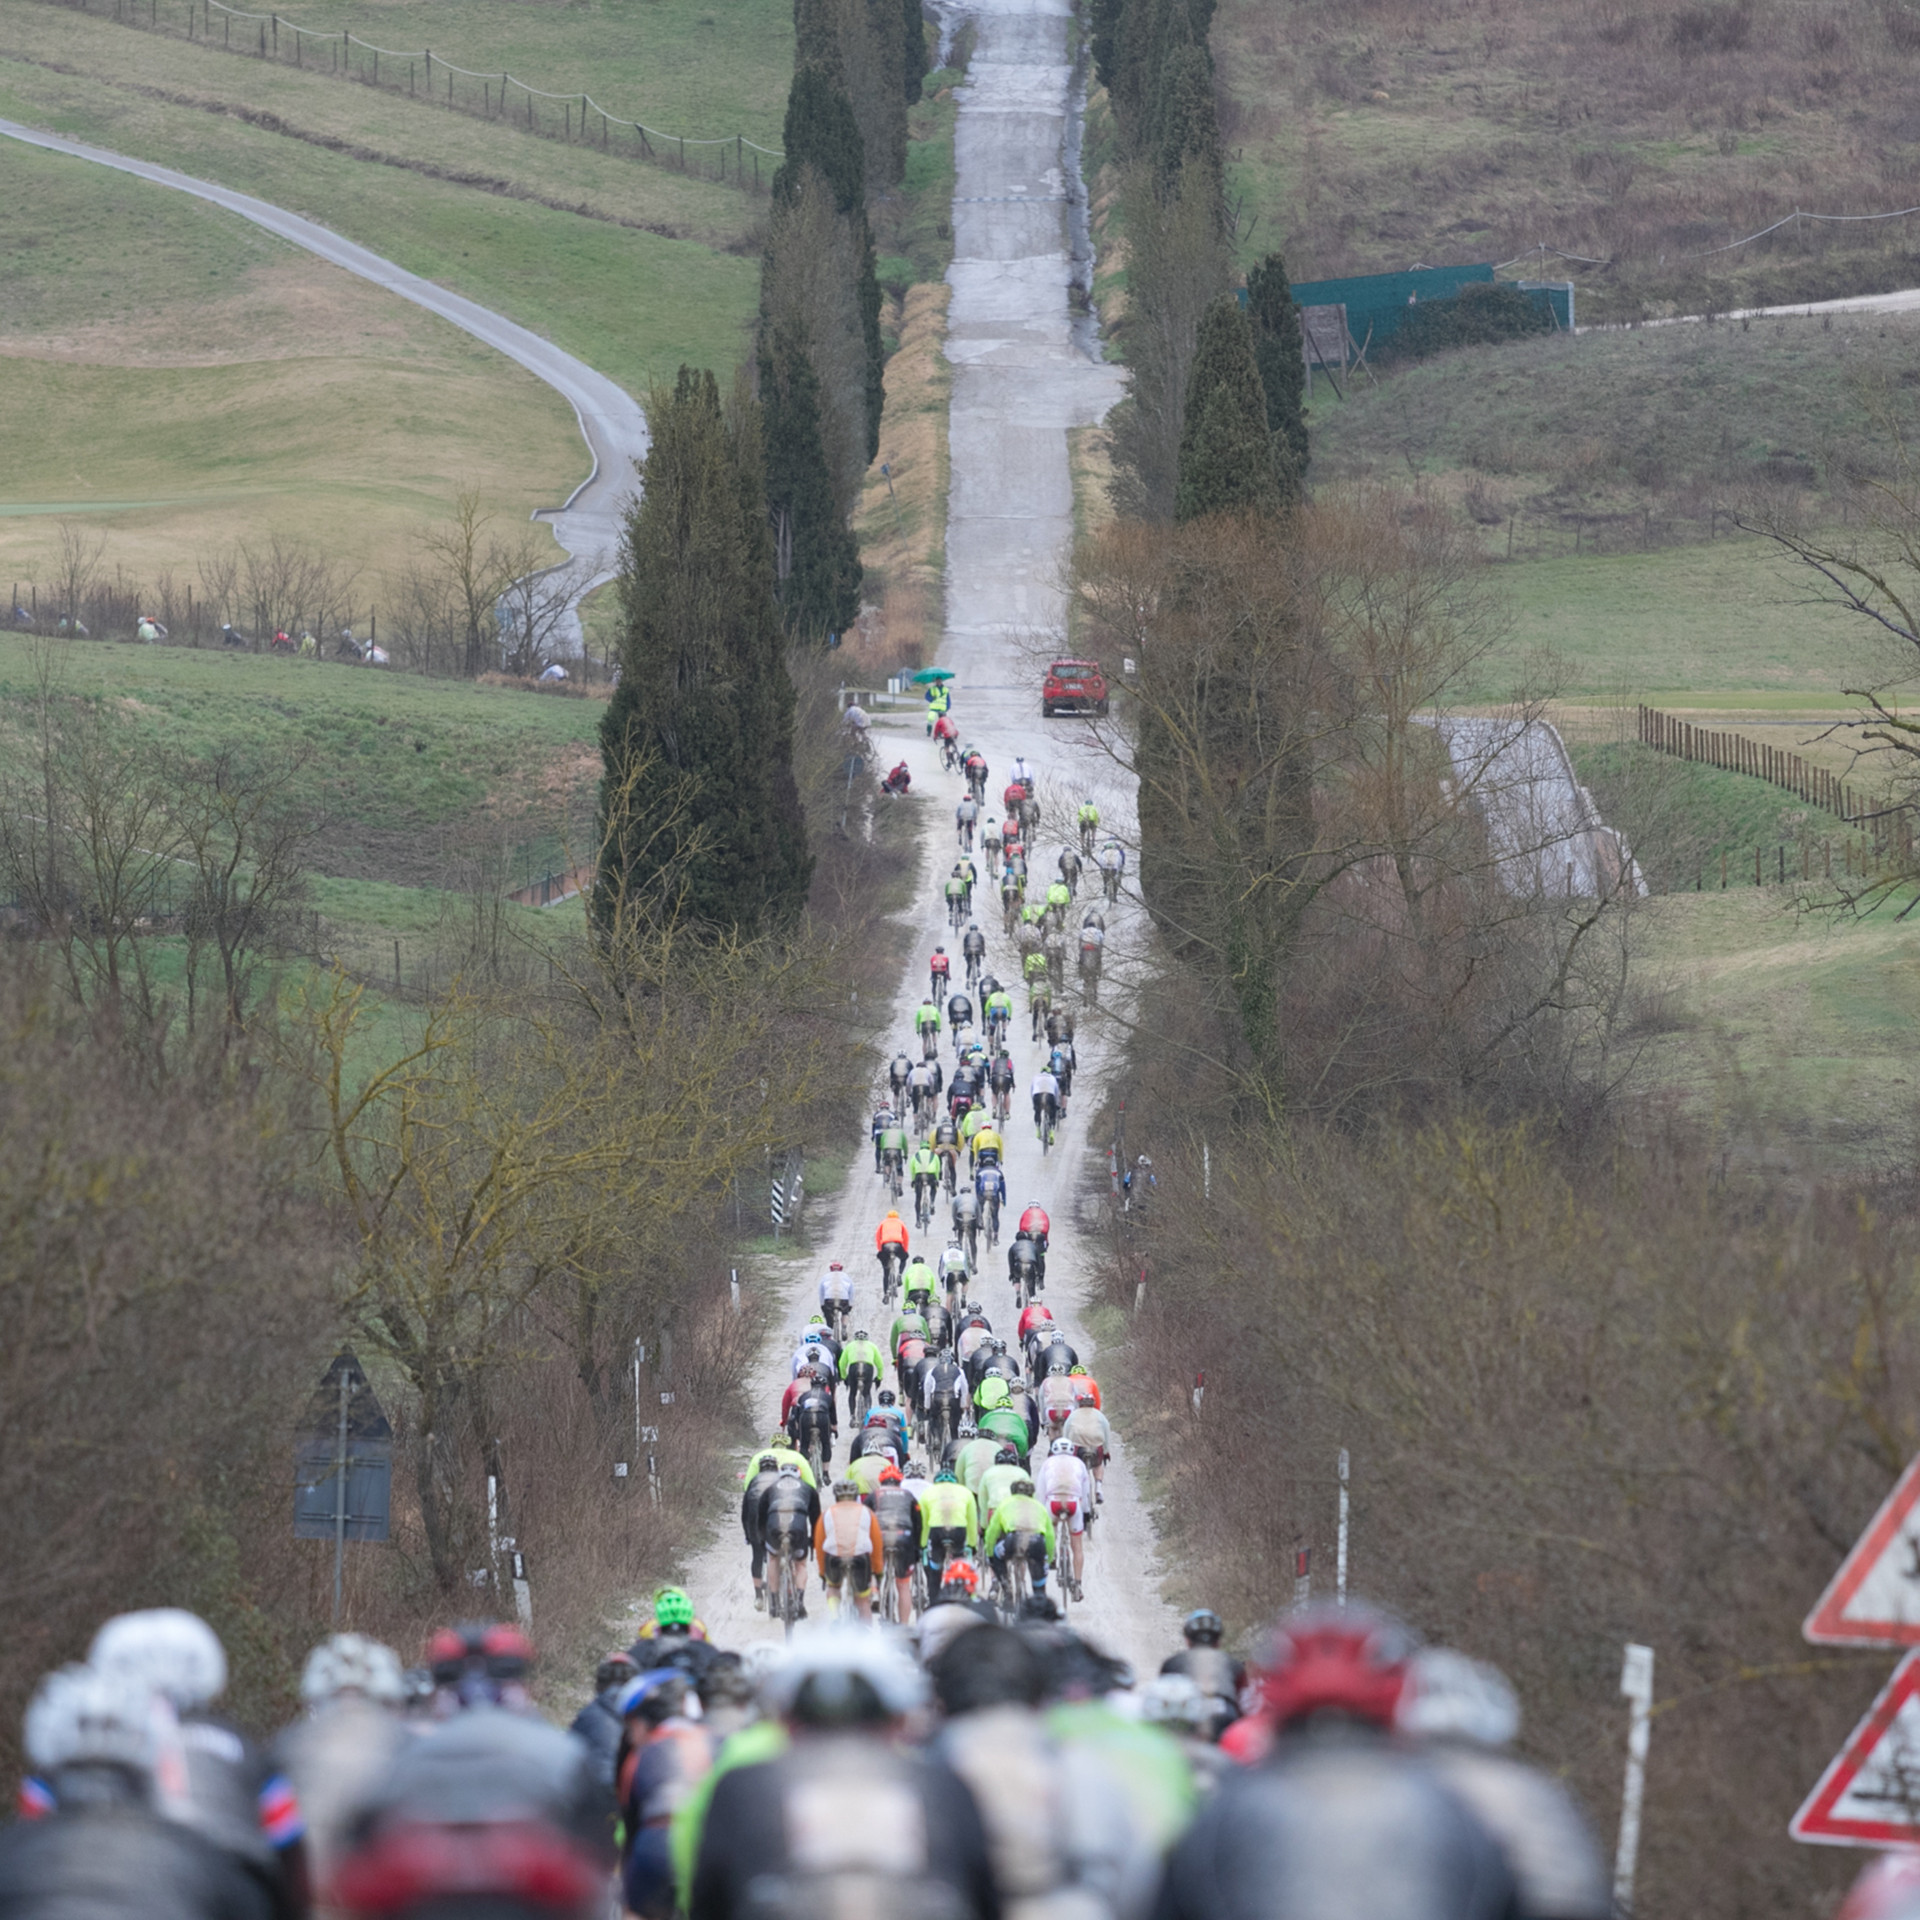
[653,1586,695,1630]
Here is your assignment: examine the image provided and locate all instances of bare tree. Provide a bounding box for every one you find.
[493,535,598,678]
[420,492,526,678]
[49,522,105,638]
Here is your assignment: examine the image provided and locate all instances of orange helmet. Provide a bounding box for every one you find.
[941,1561,981,1596]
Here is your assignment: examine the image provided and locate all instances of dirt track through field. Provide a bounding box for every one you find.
[680,0,1183,1678]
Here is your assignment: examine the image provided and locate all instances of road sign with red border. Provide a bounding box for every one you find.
[1807,1457,1920,1647]
[1793,1651,1920,1847]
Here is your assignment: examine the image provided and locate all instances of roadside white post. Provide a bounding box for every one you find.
[1203,1141,1210,1201]
[1337,1449,1350,1607]
[730,1268,740,1314]
[1614,1643,1655,1916]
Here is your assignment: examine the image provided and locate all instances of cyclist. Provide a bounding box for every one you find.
[1008,1234,1042,1303]
[937,1238,973,1299]
[969,1117,1004,1176]
[930,947,951,999]
[983,986,1013,1049]
[914,998,942,1060]
[909,1142,943,1227]
[1058,845,1083,899]
[921,1351,970,1454]
[961,922,987,988]
[953,1430,1004,1497]
[982,818,1003,878]
[871,1102,897,1174]
[1000,869,1025,935]
[1064,1392,1110,1501]
[951,1186,982,1264]
[901,1251,939,1313]
[1039,1439,1095,1600]
[889,1047,915,1105]
[1099,839,1125,902]
[944,868,970,929]
[957,1100,988,1158]
[875,1209,910,1297]
[1080,920,1105,987]
[1010,754,1035,788]
[983,1475,1056,1603]
[975,1163,1006,1245]
[966,750,990,803]
[1030,1065,1061,1144]
[1037,1363,1080,1439]
[813,1480,885,1622]
[956,795,978,850]
[864,1390,912,1463]
[1077,800,1100,853]
[976,1394,1031,1463]
[876,1113,910,1197]
[786,1382,837,1475]
[918,1463,980,1583]
[906,1056,937,1130]
[746,1459,822,1612]
[863,1464,923,1621]
[974,1442,1027,1524]
[946,988,975,1037]
[1067,1362,1102,1408]
[1017,1203,1051,1258]
[1159,1609,1246,1740]
[838,1329,885,1422]
[1027,970,1053,1040]
[817,1261,854,1336]
[930,1125,963,1198]
[1044,876,1071,929]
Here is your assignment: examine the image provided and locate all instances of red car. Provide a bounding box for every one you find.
[1042,657,1109,717]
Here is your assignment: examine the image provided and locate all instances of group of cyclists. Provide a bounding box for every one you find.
[1,1591,1626,1920]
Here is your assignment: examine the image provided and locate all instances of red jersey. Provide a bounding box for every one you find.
[1018,1302,1055,1342]
[934,714,958,741]
[930,952,951,980]
[1003,784,1026,813]
[1019,1205,1051,1241]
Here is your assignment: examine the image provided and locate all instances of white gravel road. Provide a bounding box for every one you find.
[0,118,646,636]
[679,0,1182,1681]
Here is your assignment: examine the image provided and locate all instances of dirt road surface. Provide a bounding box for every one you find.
[679,0,1181,1679]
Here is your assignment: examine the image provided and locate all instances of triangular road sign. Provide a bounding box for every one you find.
[1807,1456,1920,1647]
[1793,1651,1920,1847]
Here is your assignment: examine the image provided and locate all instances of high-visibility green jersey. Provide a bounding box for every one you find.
[985,1492,1057,1556]
[918,1480,980,1547]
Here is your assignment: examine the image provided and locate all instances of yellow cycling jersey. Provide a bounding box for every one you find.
[971,1127,1003,1158]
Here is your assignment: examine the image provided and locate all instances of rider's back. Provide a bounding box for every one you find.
[0,1800,273,1920]
[1155,1729,1519,1920]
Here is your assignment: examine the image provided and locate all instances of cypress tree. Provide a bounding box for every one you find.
[1151,44,1222,205]
[1089,0,1124,93]
[1246,251,1309,489]
[1174,295,1282,523]
[773,65,886,461]
[760,318,863,641]
[596,368,811,936]
[902,0,929,102]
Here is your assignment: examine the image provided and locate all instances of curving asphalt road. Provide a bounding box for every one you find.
[0,117,648,638]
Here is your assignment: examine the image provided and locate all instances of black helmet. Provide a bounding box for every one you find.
[995,1443,1019,1464]
[1183,1607,1225,1648]
[879,1390,897,1405]
[853,1329,868,1342]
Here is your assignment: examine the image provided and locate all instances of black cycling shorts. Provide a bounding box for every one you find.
[822,1552,873,1594]
[925,1525,969,1569]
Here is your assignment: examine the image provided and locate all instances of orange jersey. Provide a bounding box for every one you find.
[815,1501,883,1575]
[876,1216,909,1251]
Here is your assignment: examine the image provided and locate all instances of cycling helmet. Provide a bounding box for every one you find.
[1396,1648,1522,1747]
[994,1443,1020,1464]
[879,1464,903,1484]
[90,1609,227,1710]
[1137,1674,1208,1732]
[769,1628,926,1725]
[653,1587,696,1631]
[1074,1390,1096,1406]
[24,1664,169,1778]
[934,944,947,953]
[769,1431,790,1450]
[593,1649,641,1696]
[1261,1604,1416,1730]
[935,1466,958,1483]
[1010,1477,1036,1496]
[1183,1608,1226,1648]
[853,1329,868,1342]
[301,1633,407,1707]
[1048,1360,1069,1375]
[1068,1364,1087,1376]
[616,1669,688,1724]
[879,1390,897,1406]
[1050,1439,1076,1456]
[941,1562,982,1596]
[829,1260,844,1270]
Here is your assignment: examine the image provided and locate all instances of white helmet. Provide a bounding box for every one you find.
[1396,1647,1521,1747]
[300,1633,406,1708]
[1135,1673,1208,1731]
[1050,1438,1076,1455]
[25,1664,170,1777]
[763,1627,927,1723]
[89,1610,227,1710]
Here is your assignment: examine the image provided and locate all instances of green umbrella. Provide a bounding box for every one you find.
[910,667,956,683]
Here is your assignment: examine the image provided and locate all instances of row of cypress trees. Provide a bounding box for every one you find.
[757,0,928,639]
[591,0,932,936]
[1092,0,1309,522]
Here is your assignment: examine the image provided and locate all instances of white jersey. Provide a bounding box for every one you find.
[957,797,978,823]
[938,1245,971,1282]
[791,1343,832,1377]
[983,820,1002,846]
[957,1324,991,1365]
[1100,845,1125,871]
[1064,1405,1111,1456]
[1030,1071,1061,1100]
[1040,1451,1094,1510]
[819,1269,853,1304]
[1010,758,1035,785]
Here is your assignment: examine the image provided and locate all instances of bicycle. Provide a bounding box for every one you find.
[847,1366,875,1426]
[880,1244,904,1305]
[914,1176,938,1231]
[983,1191,1001,1249]
[768,1542,807,1641]
[1035,1095,1058,1153]
[1103,865,1121,904]
[1050,1499,1078,1613]
[883,1148,905,1201]
[921,1026,940,1062]
[824,1298,851,1341]
[996,1532,1039,1621]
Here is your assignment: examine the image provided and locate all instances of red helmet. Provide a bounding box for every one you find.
[941,1561,981,1595]
[1260,1605,1414,1730]
[879,1464,903,1484]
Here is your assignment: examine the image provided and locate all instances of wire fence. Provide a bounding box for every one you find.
[42,0,784,191]
[1498,201,1920,275]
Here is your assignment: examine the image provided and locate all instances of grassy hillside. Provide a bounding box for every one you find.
[0,142,587,588]
[1214,0,1920,318]
[0,4,765,395]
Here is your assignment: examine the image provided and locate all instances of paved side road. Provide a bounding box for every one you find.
[0,118,647,637]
